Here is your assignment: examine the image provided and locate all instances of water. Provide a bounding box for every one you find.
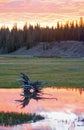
[0,87,84,130]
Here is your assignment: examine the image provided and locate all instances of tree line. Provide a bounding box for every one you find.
[0,17,84,53]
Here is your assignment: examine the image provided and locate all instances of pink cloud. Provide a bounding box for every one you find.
[0,0,66,12]
[0,0,84,14]
[0,0,84,27]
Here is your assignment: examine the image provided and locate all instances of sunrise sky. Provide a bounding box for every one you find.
[0,0,84,29]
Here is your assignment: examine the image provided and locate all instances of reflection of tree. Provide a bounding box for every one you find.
[71,88,84,95]
[16,89,43,108]
[78,88,84,95]
[16,89,57,108]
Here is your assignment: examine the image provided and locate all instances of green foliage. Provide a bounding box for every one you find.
[0,112,44,126]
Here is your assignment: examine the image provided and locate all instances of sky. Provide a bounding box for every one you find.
[0,0,84,29]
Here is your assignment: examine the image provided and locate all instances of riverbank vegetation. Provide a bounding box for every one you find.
[0,56,84,88]
[0,112,44,126]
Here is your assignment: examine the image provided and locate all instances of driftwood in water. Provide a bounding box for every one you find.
[18,73,45,91]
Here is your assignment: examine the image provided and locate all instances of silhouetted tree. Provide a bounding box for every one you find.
[0,18,84,53]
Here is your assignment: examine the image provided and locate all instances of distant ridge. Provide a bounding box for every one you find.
[10,41,84,58]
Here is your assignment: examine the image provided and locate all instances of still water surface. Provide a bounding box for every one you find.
[0,87,84,130]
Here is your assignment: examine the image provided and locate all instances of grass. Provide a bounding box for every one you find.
[0,112,44,126]
[0,55,84,88]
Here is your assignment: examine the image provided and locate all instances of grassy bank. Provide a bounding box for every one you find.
[0,55,84,88]
[0,112,44,126]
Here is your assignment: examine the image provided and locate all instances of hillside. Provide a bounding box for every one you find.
[11,41,84,57]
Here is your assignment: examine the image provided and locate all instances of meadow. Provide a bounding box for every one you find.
[0,55,84,88]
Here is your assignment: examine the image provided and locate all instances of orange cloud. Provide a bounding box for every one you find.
[1,0,11,1]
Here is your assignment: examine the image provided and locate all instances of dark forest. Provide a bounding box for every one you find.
[0,17,84,53]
